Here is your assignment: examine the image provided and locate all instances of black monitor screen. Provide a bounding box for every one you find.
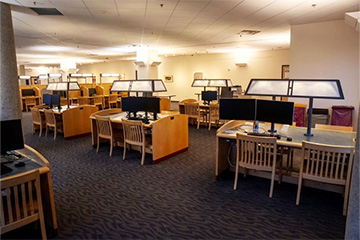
[51,94,60,107]
[256,100,294,125]
[53,91,66,98]
[22,89,35,96]
[43,94,52,105]
[219,99,256,120]
[1,119,24,155]
[89,88,96,96]
[201,91,217,103]
[122,97,160,114]
[144,97,160,113]
[121,97,145,113]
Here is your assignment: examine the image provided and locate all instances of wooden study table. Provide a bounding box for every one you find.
[90,109,189,163]
[39,105,98,139]
[216,120,356,191]
[21,96,40,111]
[1,145,58,236]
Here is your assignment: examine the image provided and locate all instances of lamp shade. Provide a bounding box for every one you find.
[110,79,167,92]
[46,81,80,91]
[191,79,232,87]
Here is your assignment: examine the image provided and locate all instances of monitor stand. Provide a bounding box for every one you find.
[267,122,277,135]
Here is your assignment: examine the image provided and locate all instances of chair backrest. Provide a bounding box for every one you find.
[209,104,219,120]
[122,119,145,146]
[0,170,45,236]
[30,107,41,124]
[95,115,112,139]
[236,133,277,170]
[300,141,354,184]
[184,102,199,118]
[315,123,354,132]
[44,109,56,126]
[179,98,197,104]
[25,97,36,105]
[78,97,88,105]
[109,95,118,102]
[94,96,103,104]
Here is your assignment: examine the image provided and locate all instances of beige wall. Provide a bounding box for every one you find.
[290,20,359,128]
[157,50,289,101]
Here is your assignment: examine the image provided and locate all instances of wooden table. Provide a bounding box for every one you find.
[21,96,40,111]
[216,120,356,191]
[1,145,58,236]
[90,109,189,163]
[39,105,99,139]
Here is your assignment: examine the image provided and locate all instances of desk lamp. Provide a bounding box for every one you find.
[46,81,80,109]
[245,79,344,136]
[191,79,233,101]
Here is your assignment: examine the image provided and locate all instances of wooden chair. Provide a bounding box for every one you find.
[93,95,104,110]
[24,97,36,111]
[315,123,354,132]
[296,141,355,216]
[95,115,122,156]
[208,103,220,130]
[44,109,63,140]
[122,119,151,165]
[234,133,279,198]
[30,107,45,137]
[184,102,205,129]
[108,95,118,109]
[77,97,89,106]
[0,170,47,239]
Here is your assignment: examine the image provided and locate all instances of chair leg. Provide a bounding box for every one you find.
[296,176,303,205]
[45,126,48,137]
[109,139,113,156]
[208,118,211,130]
[96,136,100,153]
[197,117,200,129]
[39,125,42,137]
[141,145,145,165]
[53,127,57,140]
[123,143,127,160]
[234,162,240,190]
[343,181,351,216]
[269,169,275,198]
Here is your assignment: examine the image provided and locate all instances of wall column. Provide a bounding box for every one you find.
[0,2,22,121]
[135,47,160,79]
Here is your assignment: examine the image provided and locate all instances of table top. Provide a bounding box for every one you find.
[217,121,356,148]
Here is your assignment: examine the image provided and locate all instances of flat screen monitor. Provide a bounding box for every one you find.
[1,119,24,155]
[43,94,52,105]
[121,97,144,113]
[219,99,256,120]
[21,89,35,96]
[88,88,96,96]
[53,91,66,98]
[144,97,160,114]
[201,91,217,104]
[51,94,61,108]
[256,100,294,125]
[220,87,233,98]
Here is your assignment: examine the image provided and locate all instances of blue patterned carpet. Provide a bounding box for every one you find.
[2,112,347,239]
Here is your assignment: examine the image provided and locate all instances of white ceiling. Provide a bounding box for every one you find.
[1,0,359,66]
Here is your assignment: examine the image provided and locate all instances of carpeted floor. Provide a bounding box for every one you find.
[2,112,347,239]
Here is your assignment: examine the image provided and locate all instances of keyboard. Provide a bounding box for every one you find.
[247,132,280,138]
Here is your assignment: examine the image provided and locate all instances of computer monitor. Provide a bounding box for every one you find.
[53,91,66,98]
[201,91,217,104]
[219,99,256,120]
[88,88,97,96]
[51,94,61,109]
[256,99,294,125]
[144,97,160,120]
[220,87,233,98]
[43,94,52,106]
[21,89,35,96]
[121,97,144,116]
[1,119,24,155]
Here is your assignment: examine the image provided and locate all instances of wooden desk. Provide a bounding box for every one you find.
[1,145,58,235]
[40,105,98,139]
[90,109,189,163]
[216,120,356,190]
[21,96,40,111]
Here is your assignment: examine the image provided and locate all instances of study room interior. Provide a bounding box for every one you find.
[0,0,359,239]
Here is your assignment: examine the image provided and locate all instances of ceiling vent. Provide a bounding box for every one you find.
[238,30,261,37]
[30,8,63,16]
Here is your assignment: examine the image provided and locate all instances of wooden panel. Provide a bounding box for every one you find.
[151,114,188,160]
[160,97,170,111]
[62,105,99,138]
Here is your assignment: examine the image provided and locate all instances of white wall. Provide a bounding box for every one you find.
[290,20,359,128]
[157,50,290,101]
